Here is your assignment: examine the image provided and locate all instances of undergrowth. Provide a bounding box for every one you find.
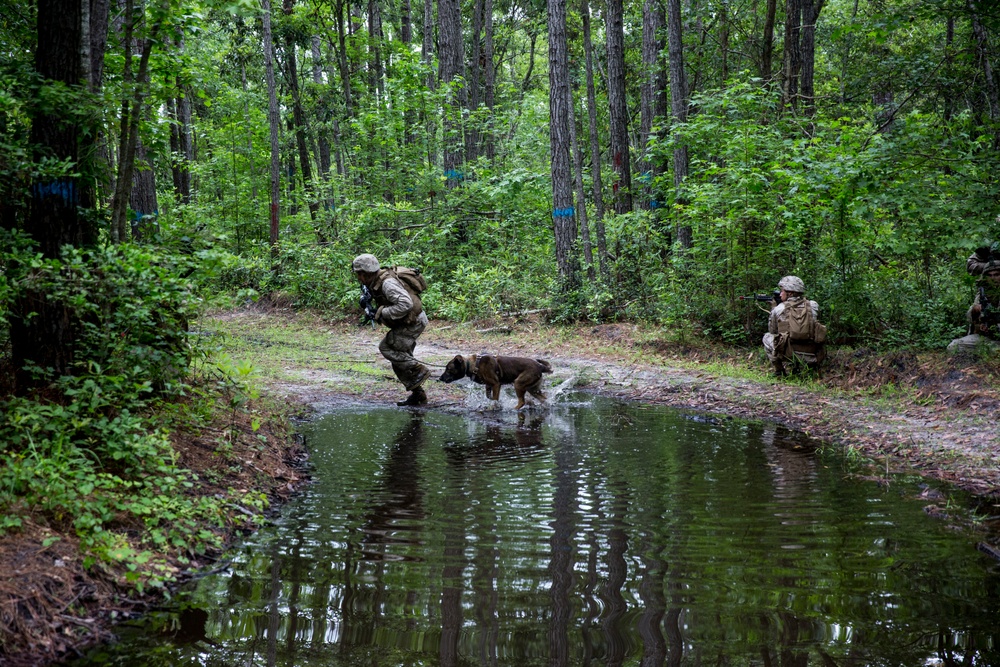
[0,352,269,593]
[0,237,276,595]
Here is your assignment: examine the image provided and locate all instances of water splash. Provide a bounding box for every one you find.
[545,373,577,403]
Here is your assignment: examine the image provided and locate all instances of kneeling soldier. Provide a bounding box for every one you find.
[762,275,827,377]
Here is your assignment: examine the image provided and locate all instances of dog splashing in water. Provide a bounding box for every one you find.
[438,354,552,409]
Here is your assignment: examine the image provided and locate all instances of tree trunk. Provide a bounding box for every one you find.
[666,0,691,249]
[483,0,495,161]
[422,0,436,167]
[782,0,800,108]
[422,0,435,89]
[548,0,578,287]
[110,0,136,242]
[400,0,412,43]
[262,0,281,258]
[169,96,181,196]
[174,37,193,205]
[467,0,483,162]
[11,0,98,389]
[761,0,776,81]
[335,0,353,115]
[606,0,632,214]
[87,0,112,204]
[438,0,465,186]
[570,92,595,280]
[522,28,537,93]
[640,0,664,211]
[368,0,384,98]
[110,0,158,244]
[129,137,158,241]
[168,82,193,205]
[311,36,333,181]
[281,12,319,222]
[582,0,609,278]
[799,0,824,116]
[30,0,95,249]
[88,0,110,90]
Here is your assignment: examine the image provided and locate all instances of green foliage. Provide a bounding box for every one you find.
[646,82,997,348]
[0,347,273,589]
[5,241,204,389]
[0,236,271,592]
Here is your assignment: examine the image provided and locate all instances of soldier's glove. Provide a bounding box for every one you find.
[374,306,384,323]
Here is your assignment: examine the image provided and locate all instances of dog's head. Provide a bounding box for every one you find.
[438,355,470,383]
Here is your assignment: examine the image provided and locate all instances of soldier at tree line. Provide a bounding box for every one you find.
[947,242,1000,353]
[967,243,1000,340]
[352,253,432,406]
[762,275,826,377]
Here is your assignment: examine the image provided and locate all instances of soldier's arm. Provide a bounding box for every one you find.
[768,304,782,335]
[378,277,413,321]
[968,251,991,276]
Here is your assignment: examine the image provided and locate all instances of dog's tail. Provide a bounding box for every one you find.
[536,359,553,373]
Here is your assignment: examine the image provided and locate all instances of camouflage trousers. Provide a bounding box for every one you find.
[762,333,781,362]
[763,332,820,365]
[379,315,430,390]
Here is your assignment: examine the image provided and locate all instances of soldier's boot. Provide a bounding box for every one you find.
[771,360,786,377]
[397,386,427,406]
[409,366,431,390]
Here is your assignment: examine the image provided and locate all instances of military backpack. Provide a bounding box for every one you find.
[389,266,428,295]
[778,298,826,343]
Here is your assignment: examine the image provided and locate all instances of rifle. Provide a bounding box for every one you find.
[739,290,782,305]
[359,284,377,327]
[978,284,999,333]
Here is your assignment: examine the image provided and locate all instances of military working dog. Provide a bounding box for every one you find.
[439,354,553,409]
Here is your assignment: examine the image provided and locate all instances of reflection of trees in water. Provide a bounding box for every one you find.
[443,415,547,665]
[163,409,1000,667]
[548,437,577,667]
[601,481,631,667]
[346,414,429,657]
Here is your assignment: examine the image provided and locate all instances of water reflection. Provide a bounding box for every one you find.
[74,396,1000,667]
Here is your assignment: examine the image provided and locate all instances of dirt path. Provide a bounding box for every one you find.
[208,309,1000,501]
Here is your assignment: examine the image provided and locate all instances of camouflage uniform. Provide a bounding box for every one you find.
[763,297,820,361]
[966,271,1000,340]
[354,254,431,404]
[949,251,1000,353]
[762,275,822,374]
[373,273,431,391]
[967,243,1000,276]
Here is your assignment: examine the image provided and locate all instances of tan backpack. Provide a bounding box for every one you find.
[779,299,826,343]
[389,266,427,295]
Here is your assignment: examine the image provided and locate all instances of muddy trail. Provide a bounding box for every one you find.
[214,308,1000,504]
[4,306,999,667]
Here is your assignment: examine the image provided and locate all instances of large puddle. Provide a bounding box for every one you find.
[75,395,1000,666]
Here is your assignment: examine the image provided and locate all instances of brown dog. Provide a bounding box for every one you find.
[439,354,553,409]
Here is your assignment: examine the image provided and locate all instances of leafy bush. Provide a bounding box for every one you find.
[6,244,203,390]
[0,238,263,589]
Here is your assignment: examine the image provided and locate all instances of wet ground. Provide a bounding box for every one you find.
[218,310,1000,504]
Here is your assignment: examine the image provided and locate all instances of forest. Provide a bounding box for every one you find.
[1,0,1000,661]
